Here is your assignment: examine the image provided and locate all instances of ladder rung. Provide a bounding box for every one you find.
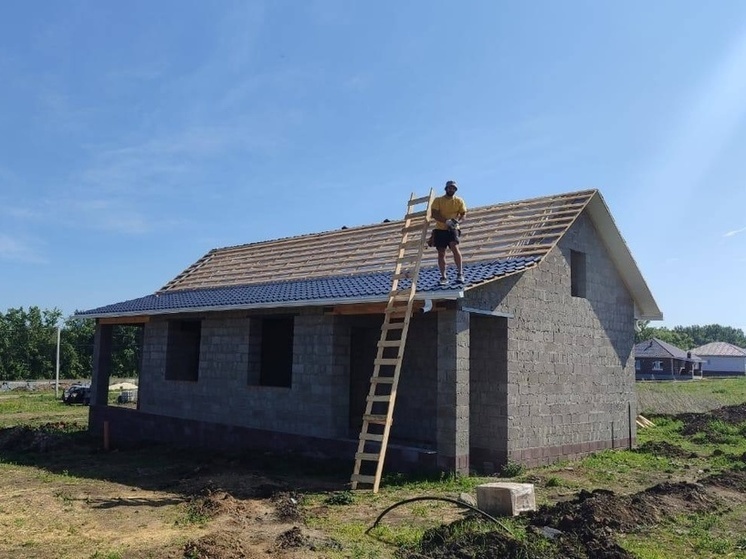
[398,240,424,250]
[384,312,406,319]
[377,340,402,348]
[367,395,392,403]
[405,210,428,220]
[371,377,395,384]
[382,322,405,331]
[374,358,399,366]
[398,255,422,264]
[389,292,412,302]
[409,195,431,205]
[360,432,384,442]
[355,452,380,461]
[363,414,389,424]
[391,272,413,280]
[386,309,410,319]
[351,474,377,484]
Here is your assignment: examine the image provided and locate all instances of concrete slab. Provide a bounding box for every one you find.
[476,482,536,516]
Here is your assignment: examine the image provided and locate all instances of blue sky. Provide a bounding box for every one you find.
[1,1,745,332]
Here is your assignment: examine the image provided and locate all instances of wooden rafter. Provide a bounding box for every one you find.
[159,190,597,292]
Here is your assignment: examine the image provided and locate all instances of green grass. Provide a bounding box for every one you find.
[0,387,134,428]
[2,381,746,559]
[637,377,746,415]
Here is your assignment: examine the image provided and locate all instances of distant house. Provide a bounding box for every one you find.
[75,189,662,475]
[690,342,746,377]
[633,338,702,380]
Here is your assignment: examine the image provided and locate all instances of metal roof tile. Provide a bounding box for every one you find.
[77,257,540,317]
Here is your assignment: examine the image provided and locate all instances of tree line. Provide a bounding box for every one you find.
[635,322,746,350]
[0,306,141,381]
[3,306,744,380]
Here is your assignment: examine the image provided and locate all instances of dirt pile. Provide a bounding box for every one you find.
[676,403,746,436]
[399,480,724,559]
[0,422,82,452]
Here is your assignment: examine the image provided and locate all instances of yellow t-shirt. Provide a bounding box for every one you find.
[432,195,466,230]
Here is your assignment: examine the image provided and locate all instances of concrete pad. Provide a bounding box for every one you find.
[476,482,536,516]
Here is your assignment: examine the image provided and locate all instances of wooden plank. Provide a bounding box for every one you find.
[377,340,403,348]
[362,414,388,424]
[350,474,377,484]
[409,194,432,205]
[163,190,594,292]
[404,209,428,220]
[355,452,380,461]
[325,303,390,315]
[374,358,400,366]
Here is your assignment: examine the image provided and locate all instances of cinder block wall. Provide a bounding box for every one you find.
[138,310,350,439]
[465,212,637,467]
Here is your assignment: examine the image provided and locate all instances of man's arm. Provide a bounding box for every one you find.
[431,199,446,224]
[431,208,447,223]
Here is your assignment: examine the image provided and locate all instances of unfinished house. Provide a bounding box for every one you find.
[76,189,662,475]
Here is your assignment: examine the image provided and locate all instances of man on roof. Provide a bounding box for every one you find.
[430,180,467,285]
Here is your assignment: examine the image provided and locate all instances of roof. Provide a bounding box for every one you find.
[75,258,539,318]
[76,188,662,320]
[634,338,701,362]
[690,342,746,357]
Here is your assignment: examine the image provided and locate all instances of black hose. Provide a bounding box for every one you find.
[365,496,514,537]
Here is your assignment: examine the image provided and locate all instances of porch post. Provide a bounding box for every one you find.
[436,309,470,474]
[90,323,113,406]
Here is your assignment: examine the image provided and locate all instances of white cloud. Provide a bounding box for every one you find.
[0,234,45,263]
[724,226,746,238]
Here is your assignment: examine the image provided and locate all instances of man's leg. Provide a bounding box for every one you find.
[450,242,463,278]
[437,248,447,279]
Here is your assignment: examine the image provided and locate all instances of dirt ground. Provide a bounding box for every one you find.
[1,406,746,558]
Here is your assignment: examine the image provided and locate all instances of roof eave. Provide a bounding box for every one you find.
[74,289,465,320]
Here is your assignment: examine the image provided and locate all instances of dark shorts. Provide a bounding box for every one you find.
[433,228,459,249]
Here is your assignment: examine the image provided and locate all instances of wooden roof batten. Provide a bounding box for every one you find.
[159,189,598,292]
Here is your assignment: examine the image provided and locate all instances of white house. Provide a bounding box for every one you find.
[689,342,746,377]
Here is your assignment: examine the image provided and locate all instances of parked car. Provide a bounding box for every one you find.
[62,384,90,405]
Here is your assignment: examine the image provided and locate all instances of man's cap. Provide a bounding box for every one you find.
[445,180,458,190]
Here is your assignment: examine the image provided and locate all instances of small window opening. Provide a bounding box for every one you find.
[570,250,587,298]
[259,317,294,387]
[165,320,201,381]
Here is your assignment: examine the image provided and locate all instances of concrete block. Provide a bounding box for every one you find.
[476,482,536,516]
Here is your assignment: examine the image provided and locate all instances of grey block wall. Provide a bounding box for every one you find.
[465,212,637,467]
[136,308,440,449]
[138,310,350,439]
[92,208,639,473]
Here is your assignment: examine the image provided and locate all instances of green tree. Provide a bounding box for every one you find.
[673,324,746,348]
[0,306,62,380]
[635,322,746,350]
[111,325,143,378]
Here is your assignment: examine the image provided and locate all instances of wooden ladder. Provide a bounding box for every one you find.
[350,189,435,492]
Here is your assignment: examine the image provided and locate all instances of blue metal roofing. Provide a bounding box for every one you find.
[76,257,540,317]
